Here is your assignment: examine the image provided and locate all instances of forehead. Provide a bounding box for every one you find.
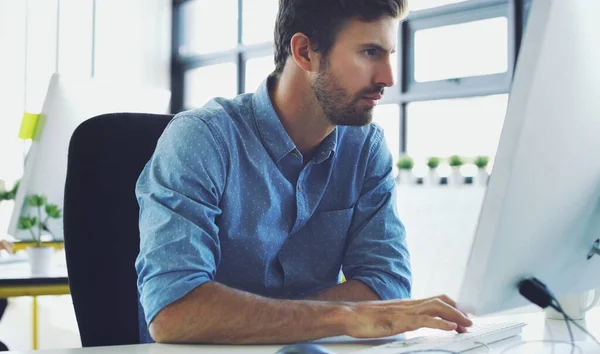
[335,16,399,49]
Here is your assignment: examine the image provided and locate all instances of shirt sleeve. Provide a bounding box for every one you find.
[342,128,412,300]
[135,113,228,326]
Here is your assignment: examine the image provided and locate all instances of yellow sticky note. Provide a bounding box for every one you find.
[18,112,41,140]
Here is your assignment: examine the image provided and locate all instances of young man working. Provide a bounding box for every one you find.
[136,0,472,344]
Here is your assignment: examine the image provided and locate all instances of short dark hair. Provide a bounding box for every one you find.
[273,0,408,75]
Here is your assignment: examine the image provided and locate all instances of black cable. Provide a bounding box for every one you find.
[561,311,600,347]
[550,298,575,354]
[516,278,596,354]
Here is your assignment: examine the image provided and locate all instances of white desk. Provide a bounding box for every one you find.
[7,307,600,354]
[1,249,69,349]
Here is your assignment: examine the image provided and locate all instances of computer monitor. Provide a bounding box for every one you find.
[7,73,171,241]
[458,0,600,315]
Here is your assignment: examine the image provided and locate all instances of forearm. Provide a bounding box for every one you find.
[149,281,351,344]
[304,280,380,302]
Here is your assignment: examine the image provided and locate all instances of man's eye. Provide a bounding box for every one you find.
[364,49,378,57]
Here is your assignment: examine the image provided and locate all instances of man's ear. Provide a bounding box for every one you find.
[289,33,320,73]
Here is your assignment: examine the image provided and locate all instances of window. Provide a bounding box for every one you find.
[372,104,400,165]
[184,63,238,109]
[173,0,527,163]
[245,56,275,93]
[180,0,238,55]
[242,0,278,45]
[414,17,508,82]
[406,94,508,160]
[409,0,466,12]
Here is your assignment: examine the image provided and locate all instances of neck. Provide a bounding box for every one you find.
[269,71,335,161]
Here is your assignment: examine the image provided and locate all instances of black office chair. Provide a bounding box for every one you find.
[63,112,173,347]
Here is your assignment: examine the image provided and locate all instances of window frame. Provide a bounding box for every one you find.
[171,0,530,157]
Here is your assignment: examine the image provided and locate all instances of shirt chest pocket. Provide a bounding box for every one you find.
[292,207,355,281]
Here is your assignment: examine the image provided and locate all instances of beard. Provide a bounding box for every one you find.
[311,58,384,126]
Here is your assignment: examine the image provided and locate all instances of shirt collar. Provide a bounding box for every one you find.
[252,76,296,163]
[252,76,338,164]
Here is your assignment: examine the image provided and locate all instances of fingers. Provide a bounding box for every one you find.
[0,240,13,253]
[415,299,473,328]
[456,324,468,334]
[413,315,457,332]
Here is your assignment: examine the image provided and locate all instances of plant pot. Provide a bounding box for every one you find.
[476,168,489,186]
[27,246,54,277]
[450,168,463,186]
[399,170,414,185]
[427,169,439,186]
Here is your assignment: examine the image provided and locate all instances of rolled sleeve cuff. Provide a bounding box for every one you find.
[140,272,212,325]
[351,273,411,301]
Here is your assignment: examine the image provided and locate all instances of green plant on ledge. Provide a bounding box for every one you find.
[17,194,62,248]
[396,155,414,170]
[449,155,464,168]
[427,157,441,169]
[474,155,490,169]
[0,180,19,201]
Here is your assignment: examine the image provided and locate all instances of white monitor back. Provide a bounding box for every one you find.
[8,73,171,241]
[458,0,600,315]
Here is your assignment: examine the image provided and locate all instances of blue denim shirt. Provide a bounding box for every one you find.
[135,78,411,342]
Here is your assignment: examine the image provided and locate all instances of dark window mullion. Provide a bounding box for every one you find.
[171,0,185,113]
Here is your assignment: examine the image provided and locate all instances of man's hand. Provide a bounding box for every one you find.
[0,240,14,254]
[345,294,472,338]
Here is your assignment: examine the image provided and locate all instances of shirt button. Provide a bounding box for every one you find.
[298,185,303,192]
[291,152,299,159]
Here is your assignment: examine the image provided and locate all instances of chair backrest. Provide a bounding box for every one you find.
[64,112,173,347]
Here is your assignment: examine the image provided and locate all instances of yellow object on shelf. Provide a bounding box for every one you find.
[18,112,41,140]
[12,241,64,252]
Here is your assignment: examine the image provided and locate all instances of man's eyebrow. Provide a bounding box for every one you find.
[360,43,397,54]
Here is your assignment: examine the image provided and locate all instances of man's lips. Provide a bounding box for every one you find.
[363,93,383,100]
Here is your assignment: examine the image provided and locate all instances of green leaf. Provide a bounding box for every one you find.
[18,216,37,230]
[396,156,414,170]
[27,194,47,207]
[474,155,489,168]
[449,155,464,167]
[45,204,62,219]
[427,157,441,169]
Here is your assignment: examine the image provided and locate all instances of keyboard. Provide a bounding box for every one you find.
[354,321,526,353]
[0,253,28,265]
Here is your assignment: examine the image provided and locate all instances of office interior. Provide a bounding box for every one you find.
[0,0,598,352]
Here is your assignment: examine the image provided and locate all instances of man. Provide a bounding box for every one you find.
[136,0,472,344]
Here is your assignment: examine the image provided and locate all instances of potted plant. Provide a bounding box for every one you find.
[474,155,490,186]
[426,157,441,186]
[448,155,464,186]
[396,155,415,185]
[17,194,62,276]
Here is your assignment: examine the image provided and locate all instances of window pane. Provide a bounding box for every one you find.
[245,56,275,93]
[406,94,508,160]
[372,104,400,165]
[414,17,508,82]
[184,63,238,109]
[180,0,238,55]
[409,0,465,11]
[242,0,278,45]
